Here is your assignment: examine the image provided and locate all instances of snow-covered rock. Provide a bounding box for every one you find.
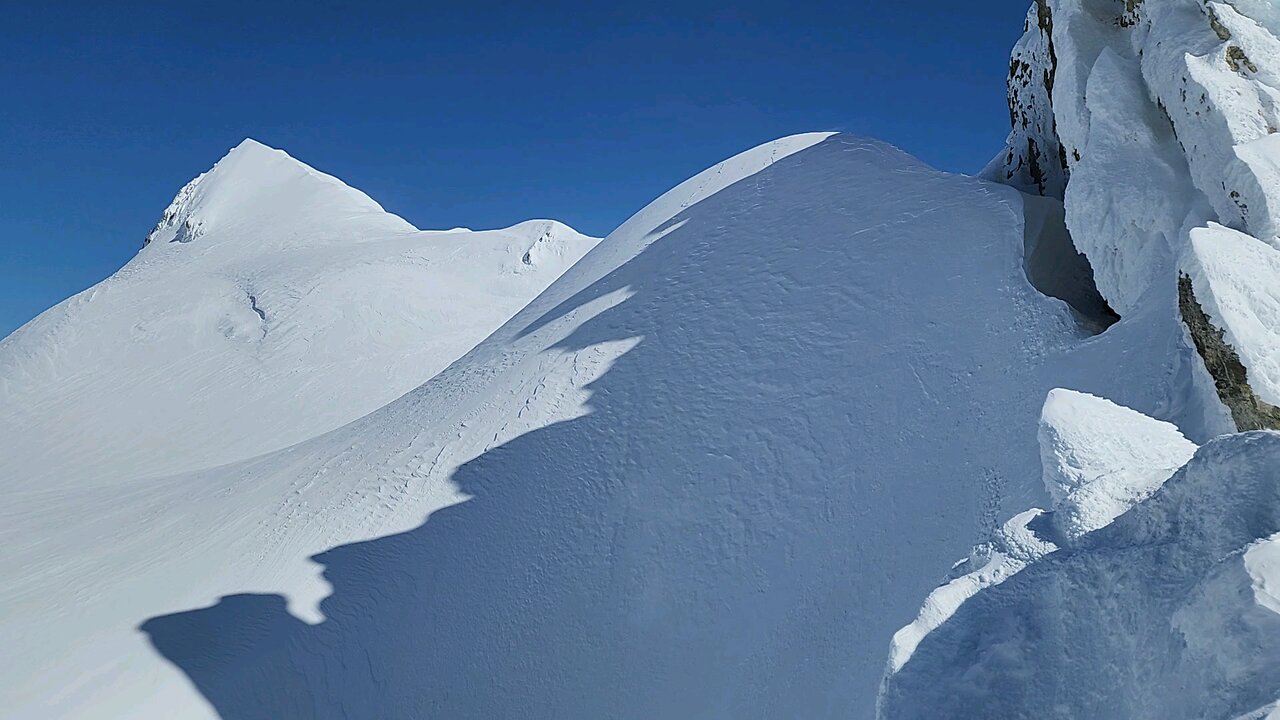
[880,431,1280,720]
[0,139,599,484]
[1040,388,1198,539]
[1184,222,1280,409]
[883,389,1195,691]
[878,2,1280,712]
[983,1,1070,198]
[985,0,1280,430]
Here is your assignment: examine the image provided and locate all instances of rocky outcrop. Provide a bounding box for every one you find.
[987,0,1280,428]
[1179,275,1280,431]
[985,1,1068,198]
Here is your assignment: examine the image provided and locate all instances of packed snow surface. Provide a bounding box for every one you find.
[0,139,599,484]
[1,131,1229,718]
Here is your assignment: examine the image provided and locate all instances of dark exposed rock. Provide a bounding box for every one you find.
[1178,275,1280,430]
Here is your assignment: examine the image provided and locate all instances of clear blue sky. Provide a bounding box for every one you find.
[1,1,1031,337]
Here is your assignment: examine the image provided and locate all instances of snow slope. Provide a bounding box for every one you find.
[0,139,599,484]
[1,131,1231,719]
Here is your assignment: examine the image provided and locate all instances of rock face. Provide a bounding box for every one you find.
[985,0,1280,431]
[1179,274,1280,431]
[985,0,1070,198]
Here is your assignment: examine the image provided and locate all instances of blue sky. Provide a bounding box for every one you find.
[1,1,1031,336]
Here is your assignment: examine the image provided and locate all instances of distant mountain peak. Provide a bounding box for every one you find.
[143,139,413,249]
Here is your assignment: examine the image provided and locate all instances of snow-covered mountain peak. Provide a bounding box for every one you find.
[142,138,413,250]
[0,141,599,486]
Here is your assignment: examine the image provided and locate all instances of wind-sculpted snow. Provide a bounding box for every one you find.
[0,132,1218,720]
[1185,223,1280,407]
[1039,388,1199,539]
[880,430,1280,720]
[0,139,599,484]
[883,389,1196,685]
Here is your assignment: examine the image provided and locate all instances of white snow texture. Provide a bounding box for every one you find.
[7,0,1280,716]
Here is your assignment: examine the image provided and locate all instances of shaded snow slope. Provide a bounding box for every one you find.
[0,139,599,484]
[1,132,1231,719]
[881,429,1280,720]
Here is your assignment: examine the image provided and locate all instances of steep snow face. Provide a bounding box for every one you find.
[0,139,599,483]
[988,0,1280,430]
[1,133,1229,719]
[881,430,1280,720]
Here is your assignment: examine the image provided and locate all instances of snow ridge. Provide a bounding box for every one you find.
[0,140,599,485]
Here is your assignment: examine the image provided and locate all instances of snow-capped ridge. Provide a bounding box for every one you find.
[143,137,413,250]
[0,139,599,485]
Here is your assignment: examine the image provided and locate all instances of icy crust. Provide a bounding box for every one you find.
[881,428,1280,720]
